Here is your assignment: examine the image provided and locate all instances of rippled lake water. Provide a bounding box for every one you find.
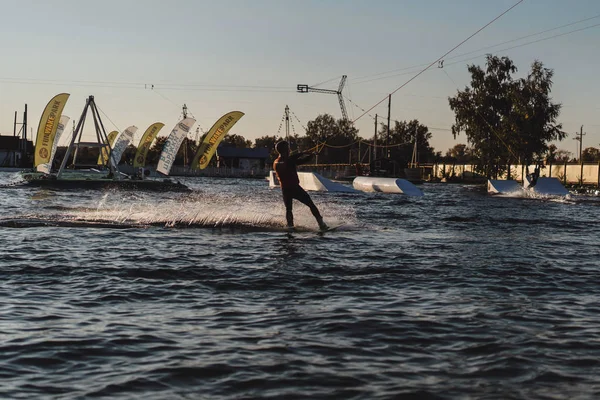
[1,171,599,399]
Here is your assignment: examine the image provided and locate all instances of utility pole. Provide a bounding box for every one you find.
[579,125,585,161]
[373,114,378,162]
[410,125,418,167]
[573,125,586,185]
[573,125,586,160]
[386,94,391,159]
[284,104,290,142]
[12,111,17,167]
[182,104,188,167]
[23,104,27,142]
[21,104,28,167]
[13,104,28,167]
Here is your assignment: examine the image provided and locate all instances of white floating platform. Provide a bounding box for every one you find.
[352,176,424,197]
[488,177,570,197]
[524,176,570,196]
[269,171,358,193]
[487,179,523,195]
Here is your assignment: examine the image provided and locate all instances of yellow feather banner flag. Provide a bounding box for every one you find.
[98,130,119,166]
[191,111,244,170]
[134,122,164,167]
[34,93,70,167]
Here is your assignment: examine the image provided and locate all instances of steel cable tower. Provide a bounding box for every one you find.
[297,75,348,121]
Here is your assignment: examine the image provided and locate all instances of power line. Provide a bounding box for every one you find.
[290,110,308,132]
[1,12,598,97]
[352,0,525,123]
[442,13,600,61]
[151,88,180,111]
[344,93,453,135]
[0,78,294,93]
[0,76,291,90]
[350,20,600,86]
[350,13,600,84]
[443,22,600,68]
[96,104,122,133]
[310,75,343,88]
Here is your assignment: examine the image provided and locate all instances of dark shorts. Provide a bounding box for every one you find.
[282,185,314,210]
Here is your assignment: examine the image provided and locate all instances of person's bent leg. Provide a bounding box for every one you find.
[293,186,327,229]
[282,188,294,227]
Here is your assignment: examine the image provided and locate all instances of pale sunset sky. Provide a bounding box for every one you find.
[0,0,598,156]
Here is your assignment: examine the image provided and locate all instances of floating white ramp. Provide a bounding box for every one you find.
[488,177,569,196]
[524,177,570,196]
[352,177,424,197]
[487,179,523,195]
[269,171,358,193]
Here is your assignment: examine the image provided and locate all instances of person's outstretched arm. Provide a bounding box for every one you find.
[293,151,315,165]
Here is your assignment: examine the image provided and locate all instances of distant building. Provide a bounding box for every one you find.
[0,135,33,168]
[216,146,270,170]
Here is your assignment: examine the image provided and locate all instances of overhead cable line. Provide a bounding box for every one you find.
[442,22,600,68]
[0,78,294,93]
[345,94,453,134]
[151,87,180,111]
[310,75,343,88]
[2,12,596,94]
[0,76,291,90]
[352,20,600,86]
[144,86,293,93]
[350,12,600,84]
[290,111,308,132]
[352,0,524,123]
[351,23,600,86]
[344,95,377,121]
[96,104,121,133]
[275,113,286,136]
[440,13,600,61]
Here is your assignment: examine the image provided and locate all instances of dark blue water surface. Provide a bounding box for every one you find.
[1,171,600,399]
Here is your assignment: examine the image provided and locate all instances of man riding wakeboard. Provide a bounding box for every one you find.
[273,140,328,231]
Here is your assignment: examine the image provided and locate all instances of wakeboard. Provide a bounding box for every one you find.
[280,222,346,234]
[318,222,346,233]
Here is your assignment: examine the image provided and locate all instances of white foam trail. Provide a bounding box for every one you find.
[62,191,356,230]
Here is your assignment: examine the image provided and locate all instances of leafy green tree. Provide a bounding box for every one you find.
[292,134,315,153]
[445,143,472,163]
[449,55,565,177]
[553,149,572,163]
[545,144,558,163]
[254,135,280,149]
[582,147,600,162]
[174,138,199,167]
[305,114,359,163]
[254,135,283,163]
[146,136,167,166]
[509,61,566,163]
[449,55,516,177]
[221,134,252,148]
[378,119,436,166]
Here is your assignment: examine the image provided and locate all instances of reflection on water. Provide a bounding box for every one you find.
[1,172,600,399]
